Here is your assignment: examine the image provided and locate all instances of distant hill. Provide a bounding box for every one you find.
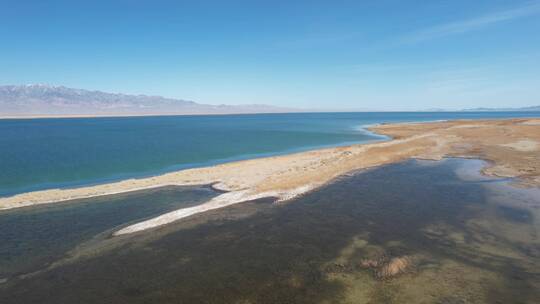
[0,84,297,117]
[463,105,540,112]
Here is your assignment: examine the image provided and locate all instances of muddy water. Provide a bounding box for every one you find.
[0,159,538,303]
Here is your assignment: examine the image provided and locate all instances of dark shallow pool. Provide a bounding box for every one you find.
[0,158,539,304]
[0,185,220,279]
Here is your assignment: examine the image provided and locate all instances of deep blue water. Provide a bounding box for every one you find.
[1,111,539,196]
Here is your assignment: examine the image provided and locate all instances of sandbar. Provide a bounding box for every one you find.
[1,118,539,234]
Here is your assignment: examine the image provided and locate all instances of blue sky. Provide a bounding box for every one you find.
[1,0,539,110]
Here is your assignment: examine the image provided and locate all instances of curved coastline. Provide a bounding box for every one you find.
[0,125,392,211]
[0,123,383,198]
[1,118,540,235]
[5,112,539,198]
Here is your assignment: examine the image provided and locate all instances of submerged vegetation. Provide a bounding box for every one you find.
[0,159,538,303]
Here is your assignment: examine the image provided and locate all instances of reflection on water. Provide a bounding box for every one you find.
[0,159,539,303]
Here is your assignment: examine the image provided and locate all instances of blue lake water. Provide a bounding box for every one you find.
[1,111,539,196]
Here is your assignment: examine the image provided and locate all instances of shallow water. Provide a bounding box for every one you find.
[0,158,539,303]
[0,185,220,279]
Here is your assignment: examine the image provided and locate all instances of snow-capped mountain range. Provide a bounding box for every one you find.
[0,84,296,117]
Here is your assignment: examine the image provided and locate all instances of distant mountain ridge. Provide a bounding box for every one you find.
[0,84,297,117]
[463,105,540,111]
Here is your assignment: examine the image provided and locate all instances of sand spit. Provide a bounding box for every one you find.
[1,118,540,233]
[114,190,257,235]
[114,184,315,235]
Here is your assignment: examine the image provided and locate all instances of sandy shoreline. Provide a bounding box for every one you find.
[2,118,540,234]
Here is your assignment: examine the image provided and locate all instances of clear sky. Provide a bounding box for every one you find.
[1,0,539,110]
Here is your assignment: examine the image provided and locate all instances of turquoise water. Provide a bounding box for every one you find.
[1,112,539,196]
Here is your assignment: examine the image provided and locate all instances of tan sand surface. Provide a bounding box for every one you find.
[500,140,539,152]
[1,118,539,234]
